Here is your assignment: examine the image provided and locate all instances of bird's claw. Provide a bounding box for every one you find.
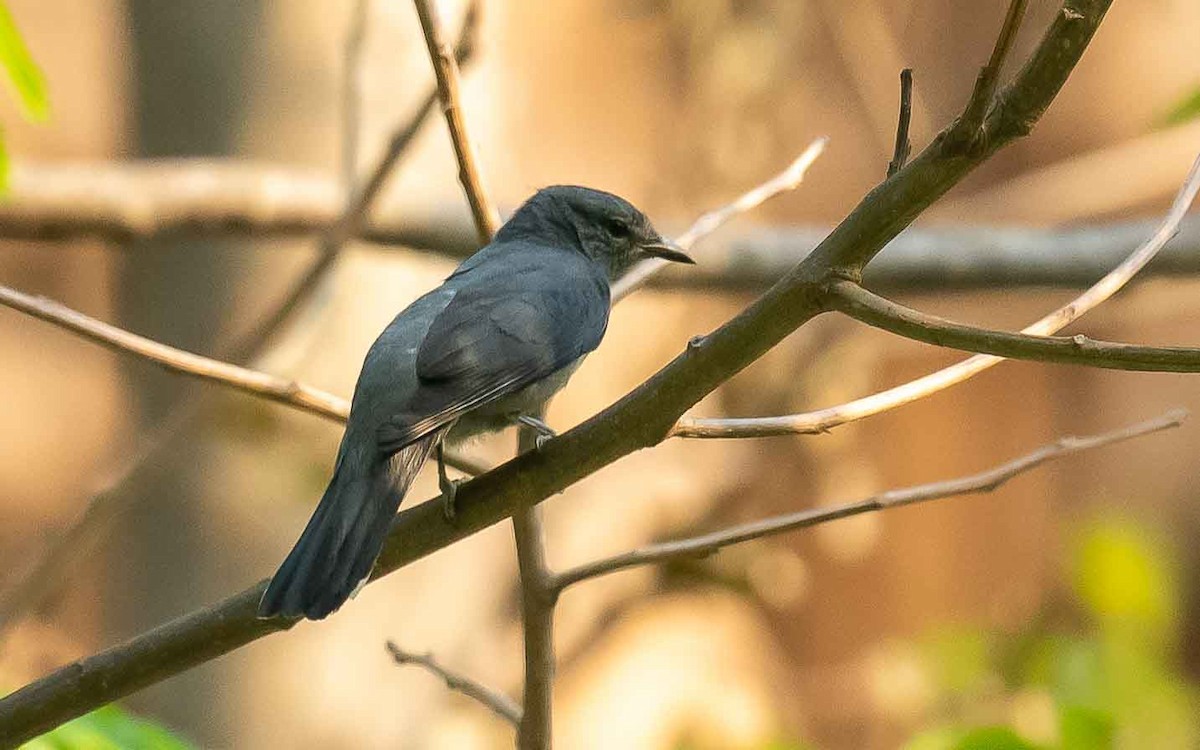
[440,477,463,523]
[518,414,557,451]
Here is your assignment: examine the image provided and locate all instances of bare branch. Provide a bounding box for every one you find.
[385,641,522,727]
[513,424,557,750]
[0,284,351,421]
[0,4,1114,741]
[950,0,1029,147]
[612,138,827,300]
[11,163,1200,295]
[672,148,1199,439]
[887,68,914,177]
[413,0,499,243]
[408,3,555,741]
[828,279,1200,372]
[557,410,1187,590]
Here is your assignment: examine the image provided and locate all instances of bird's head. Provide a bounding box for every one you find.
[496,185,693,280]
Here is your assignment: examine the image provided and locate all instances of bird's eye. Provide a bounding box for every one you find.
[605,218,632,239]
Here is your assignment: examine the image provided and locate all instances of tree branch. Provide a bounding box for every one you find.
[828,278,1200,372]
[887,68,914,178]
[554,409,1186,591]
[409,4,553,741]
[672,146,1199,439]
[413,0,499,243]
[513,427,556,750]
[611,138,827,300]
[9,162,1200,294]
[0,3,1113,742]
[385,641,522,727]
[949,0,1029,147]
[0,284,351,421]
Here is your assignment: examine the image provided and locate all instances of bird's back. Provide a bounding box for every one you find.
[349,240,608,451]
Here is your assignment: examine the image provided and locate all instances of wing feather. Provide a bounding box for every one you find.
[377,252,608,452]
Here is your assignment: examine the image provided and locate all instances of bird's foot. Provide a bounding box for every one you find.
[436,442,462,523]
[517,414,557,450]
[439,476,463,523]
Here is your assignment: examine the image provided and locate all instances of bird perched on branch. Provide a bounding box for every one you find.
[258,186,692,619]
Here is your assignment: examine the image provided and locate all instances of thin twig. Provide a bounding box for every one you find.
[413,0,499,243]
[828,278,1200,372]
[343,0,369,191]
[557,409,1186,590]
[386,641,522,726]
[0,285,351,421]
[672,149,1200,439]
[887,68,914,177]
[411,3,551,742]
[951,0,1030,146]
[0,4,1114,740]
[413,2,556,739]
[612,138,827,300]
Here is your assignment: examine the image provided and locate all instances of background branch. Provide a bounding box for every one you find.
[672,147,1199,439]
[829,278,1200,372]
[9,161,1200,293]
[612,138,826,299]
[554,409,1185,591]
[0,284,351,421]
[385,641,521,727]
[413,0,499,242]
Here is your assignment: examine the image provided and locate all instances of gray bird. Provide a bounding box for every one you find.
[258,186,692,619]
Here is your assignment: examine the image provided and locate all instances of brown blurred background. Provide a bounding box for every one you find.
[2,0,1200,748]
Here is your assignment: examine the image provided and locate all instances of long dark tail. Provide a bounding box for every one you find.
[258,431,442,620]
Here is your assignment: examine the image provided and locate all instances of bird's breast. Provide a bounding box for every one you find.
[447,359,584,443]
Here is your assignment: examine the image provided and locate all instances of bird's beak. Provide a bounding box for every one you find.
[640,238,695,264]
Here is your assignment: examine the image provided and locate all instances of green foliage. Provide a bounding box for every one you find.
[1158,85,1200,128]
[904,725,1044,750]
[903,516,1199,749]
[0,0,49,189]
[766,515,1198,750]
[19,704,194,750]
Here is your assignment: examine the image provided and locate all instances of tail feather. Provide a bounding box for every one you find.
[258,431,443,620]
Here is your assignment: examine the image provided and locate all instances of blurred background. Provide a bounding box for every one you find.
[1,0,1200,748]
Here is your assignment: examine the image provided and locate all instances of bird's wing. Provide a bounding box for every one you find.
[376,266,608,452]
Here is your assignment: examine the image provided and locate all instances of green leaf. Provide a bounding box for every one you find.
[20,704,195,750]
[0,0,49,121]
[902,726,964,750]
[1158,85,1200,129]
[952,727,1041,750]
[920,628,995,697]
[1070,518,1177,634]
[1059,705,1113,750]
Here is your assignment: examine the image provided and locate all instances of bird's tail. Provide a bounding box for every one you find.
[258,431,443,620]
